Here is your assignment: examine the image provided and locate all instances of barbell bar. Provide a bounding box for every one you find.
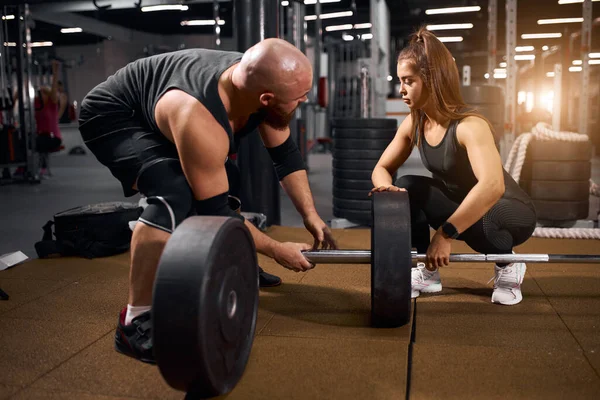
[302,250,600,264]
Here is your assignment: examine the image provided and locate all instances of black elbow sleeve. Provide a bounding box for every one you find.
[266,135,306,181]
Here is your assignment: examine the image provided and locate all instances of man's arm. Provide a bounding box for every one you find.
[258,123,318,219]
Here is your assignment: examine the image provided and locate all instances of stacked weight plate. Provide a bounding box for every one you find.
[520,139,592,222]
[331,118,398,226]
[460,85,504,145]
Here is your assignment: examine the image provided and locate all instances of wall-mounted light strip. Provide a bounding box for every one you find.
[305,11,353,21]
[569,66,582,72]
[426,23,473,31]
[342,34,354,41]
[499,62,507,67]
[425,6,481,15]
[538,17,583,24]
[515,54,536,60]
[362,33,373,40]
[515,46,535,52]
[325,22,371,32]
[590,53,600,58]
[61,27,83,33]
[353,23,372,29]
[30,41,53,47]
[1,15,15,20]
[558,0,599,4]
[546,72,555,77]
[573,59,600,65]
[438,36,463,43]
[181,19,226,26]
[141,5,189,12]
[521,33,562,39]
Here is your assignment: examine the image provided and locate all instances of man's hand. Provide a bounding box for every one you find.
[303,213,338,250]
[425,231,453,270]
[273,242,314,272]
[368,185,406,196]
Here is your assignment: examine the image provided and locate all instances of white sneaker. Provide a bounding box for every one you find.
[490,263,526,305]
[411,262,442,298]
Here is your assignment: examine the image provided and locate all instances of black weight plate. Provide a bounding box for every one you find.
[333,128,397,140]
[331,118,397,130]
[333,197,372,210]
[333,158,380,170]
[153,216,259,396]
[520,180,590,202]
[333,207,372,226]
[333,187,371,200]
[334,138,392,151]
[333,178,375,190]
[333,149,384,160]
[520,161,591,181]
[371,191,412,328]
[527,140,592,161]
[333,168,374,180]
[460,85,504,104]
[532,200,589,221]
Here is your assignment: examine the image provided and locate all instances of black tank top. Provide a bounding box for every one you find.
[416,114,532,205]
[81,49,263,155]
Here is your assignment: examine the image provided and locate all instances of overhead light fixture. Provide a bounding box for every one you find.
[590,60,600,65]
[1,15,15,20]
[494,68,506,74]
[305,11,353,21]
[353,23,372,29]
[387,75,393,82]
[30,41,53,47]
[282,0,289,5]
[558,0,599,4]
[425,6,481,15]
[181,19,226,26]
[542,45,549,51]
[438,36,463,43]
[361,33,373,40]
[3,42,16,47]
[521,33,562,39]
[61,27,83,34]
[325,24,353,32]
[538,17,583,24]
[573,59,583,65]
[546,72,555,77]
[342,34,354,41]
[493,73,507,79]
[569,66,582,72]
[304,0,342,4]
[590,53,600,58]
[426,23,474,31]
[141,5,189,12]
[515,54,536,60]
[499,62,507,67]
[515,46,535,52]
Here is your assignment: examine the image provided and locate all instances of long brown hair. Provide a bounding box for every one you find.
[397,27,494,147]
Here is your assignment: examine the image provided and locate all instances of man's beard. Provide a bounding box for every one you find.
[262,105,295,131]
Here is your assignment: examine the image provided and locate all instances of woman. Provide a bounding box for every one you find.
[370,28,537,306]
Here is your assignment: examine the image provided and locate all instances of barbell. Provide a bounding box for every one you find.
[150,190,600,398]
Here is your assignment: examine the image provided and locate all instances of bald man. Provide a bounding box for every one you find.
[79,38,336,364]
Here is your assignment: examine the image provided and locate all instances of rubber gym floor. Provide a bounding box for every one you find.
[1,138,600,399]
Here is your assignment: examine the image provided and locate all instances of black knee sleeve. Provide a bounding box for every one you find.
[136,160,193,233]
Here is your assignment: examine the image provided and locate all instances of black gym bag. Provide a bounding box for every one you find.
[35,202,143,259]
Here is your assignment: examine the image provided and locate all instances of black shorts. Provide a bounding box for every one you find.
[78,107,179,197]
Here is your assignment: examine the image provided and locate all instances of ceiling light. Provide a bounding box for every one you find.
[282,0,289,5]
[558,0,599,4]
[425,6,481,15]
[484,73,490,79]
[590,60,600,65]
[181,20,226,26]
[325,24,353,32]
[438,36,463,43]
[1,15,15,20]
[361,33,373,40]
[304,0,342,4]
[546,72,555,77]
[493,73,507,79]
[515,54,536,60]
[569,66,582,72]
[342,34,354,41]
[305,11,353,20]
[521,33,562,39]
[573,60,583,65]
[426,23,474,31]
[30,42,53,47]
[499,62,507,67]
[61,27,83,33]
[3,42,16,47]
[387,75,393,81]
[515,46,534,52]
[538,17,583,24]
[141,4,189,12]
[354,23,372,29]
[590,53,600,58]
[494,68,506,74]
[542,45,549,51]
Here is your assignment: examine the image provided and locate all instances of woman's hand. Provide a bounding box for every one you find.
[425,231,453,270]
[368,185,406,197]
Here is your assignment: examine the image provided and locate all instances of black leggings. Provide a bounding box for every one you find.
[397,175,537,255]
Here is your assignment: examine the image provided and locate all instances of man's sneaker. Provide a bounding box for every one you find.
[114,307,155,364]
[259,266,281,287]
[411,262,442,298]
[490,263,526,305]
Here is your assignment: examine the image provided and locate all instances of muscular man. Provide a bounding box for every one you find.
[78,38,336,364]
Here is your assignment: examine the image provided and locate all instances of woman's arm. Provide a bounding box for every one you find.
[444,116,505,234]
[371,113,415,188]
